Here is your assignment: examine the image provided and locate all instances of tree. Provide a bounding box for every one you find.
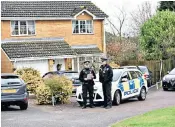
[130,1,153,36]
[107,7,127,42]
[158,1,175,11]
[139,10,175,60]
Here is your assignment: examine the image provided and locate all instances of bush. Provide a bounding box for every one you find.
[35,83,52,105]
[15,67,43,93]
[44,76,73,104]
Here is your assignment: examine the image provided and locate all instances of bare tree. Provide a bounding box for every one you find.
[107,7,127,43]
[130,1,153,36]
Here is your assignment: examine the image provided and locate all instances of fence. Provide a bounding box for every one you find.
[120,57,175,84]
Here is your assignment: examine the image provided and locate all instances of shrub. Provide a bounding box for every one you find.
[44,75,73,104]
[35,83,52,105]
[15,67,43,93]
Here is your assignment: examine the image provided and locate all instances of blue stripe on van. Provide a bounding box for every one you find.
[129,80,135,90]
[118,83,124,92]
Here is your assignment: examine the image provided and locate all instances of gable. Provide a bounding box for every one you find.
[76,12,93,20]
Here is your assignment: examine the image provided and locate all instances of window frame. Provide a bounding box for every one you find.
[121,71,131,81]
[72,20,94,34]
[10,20,36,36]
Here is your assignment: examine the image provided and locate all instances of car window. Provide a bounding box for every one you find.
[121,72,131,80]
[1,75,23,86]
[64,72,79,79]
[113,70,123,81]
[169,68,175,75]
[138,66,148,73]
[135,71,142,77]
[129,71,139,79]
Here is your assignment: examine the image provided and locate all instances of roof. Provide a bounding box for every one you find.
[1,38,76,59]
[72,44,102,55]
[1,1,108,18]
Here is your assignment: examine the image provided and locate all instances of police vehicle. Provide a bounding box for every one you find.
[76,68,148,106]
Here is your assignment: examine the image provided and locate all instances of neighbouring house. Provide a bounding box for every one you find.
[1,1,108,76]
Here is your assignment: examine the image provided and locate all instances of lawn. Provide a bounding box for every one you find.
[112,106,175,127]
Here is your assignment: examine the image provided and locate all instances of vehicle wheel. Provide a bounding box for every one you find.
[77,101,83,107]
[113,90,121,105]
[20,103,28,110]
[2,104,9,109]
[138,88,146,101]
[163,88,168,91]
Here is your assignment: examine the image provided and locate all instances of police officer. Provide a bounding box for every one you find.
[99,57,113,109]
[79,60,96,109]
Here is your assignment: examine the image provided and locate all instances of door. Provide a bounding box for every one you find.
[128,71,140,96]
[119,71,132,99]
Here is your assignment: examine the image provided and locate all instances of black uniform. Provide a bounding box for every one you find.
[79,68,96,107]
[99,64,113,107]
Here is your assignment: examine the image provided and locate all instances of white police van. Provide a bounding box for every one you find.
[76,68,148,106]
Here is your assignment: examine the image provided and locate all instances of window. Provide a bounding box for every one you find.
[72,20,93,34]
[121,72,131,80]
[130,71,139,79]
[135,71,142,77]
[11,21,35,36]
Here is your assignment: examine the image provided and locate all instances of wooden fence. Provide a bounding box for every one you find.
[120,57,175,84]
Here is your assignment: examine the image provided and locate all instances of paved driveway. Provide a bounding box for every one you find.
[2,87,175,127]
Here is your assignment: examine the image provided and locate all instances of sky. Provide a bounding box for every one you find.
[90,0,160,35]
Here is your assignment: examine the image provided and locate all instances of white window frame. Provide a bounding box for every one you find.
[10,20,36,36]
[72,20,94,34]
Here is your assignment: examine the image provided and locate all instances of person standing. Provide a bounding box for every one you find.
[99,57,113,109]
[79,61,96,109]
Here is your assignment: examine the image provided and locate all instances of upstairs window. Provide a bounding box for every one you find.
[72,20,93,34]
[11,21,35,36]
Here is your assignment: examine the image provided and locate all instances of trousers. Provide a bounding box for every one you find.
[102,82,112,107]
[82,83,94,106]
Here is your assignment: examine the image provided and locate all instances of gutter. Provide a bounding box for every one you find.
[10,55,77,62]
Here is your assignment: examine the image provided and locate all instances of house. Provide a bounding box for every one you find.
[1,1,108,76]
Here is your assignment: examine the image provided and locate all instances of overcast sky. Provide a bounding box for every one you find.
[90,0,160,35]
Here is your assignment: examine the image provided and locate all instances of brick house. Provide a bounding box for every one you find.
[1,1,108,75]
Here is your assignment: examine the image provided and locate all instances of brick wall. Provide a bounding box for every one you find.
[1,49,13,73]
[1,13,104,51]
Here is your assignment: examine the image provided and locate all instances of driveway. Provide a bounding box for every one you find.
[2,87,175,127]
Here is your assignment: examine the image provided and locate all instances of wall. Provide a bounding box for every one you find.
[14,60,49,76]
[1,49,13,73]
[1,12,104,51]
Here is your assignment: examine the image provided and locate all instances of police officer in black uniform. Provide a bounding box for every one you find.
[79,60,96,109]
[99,57,113,109]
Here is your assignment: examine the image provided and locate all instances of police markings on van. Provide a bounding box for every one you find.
[76,68,148,106]
[124,88,139,96]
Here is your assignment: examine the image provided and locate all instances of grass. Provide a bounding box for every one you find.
[112,106,175,127]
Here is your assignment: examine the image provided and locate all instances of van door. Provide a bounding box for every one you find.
[119,71,132,99]
[128,71,140,96]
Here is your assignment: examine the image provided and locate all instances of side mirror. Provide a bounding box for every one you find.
[121,78,128,82]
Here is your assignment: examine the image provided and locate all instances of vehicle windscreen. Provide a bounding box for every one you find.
[169,68,175,75]
[95,70,122,82]
[1,76,22,86]
[138,66,148,73]
[64,72,79,79]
